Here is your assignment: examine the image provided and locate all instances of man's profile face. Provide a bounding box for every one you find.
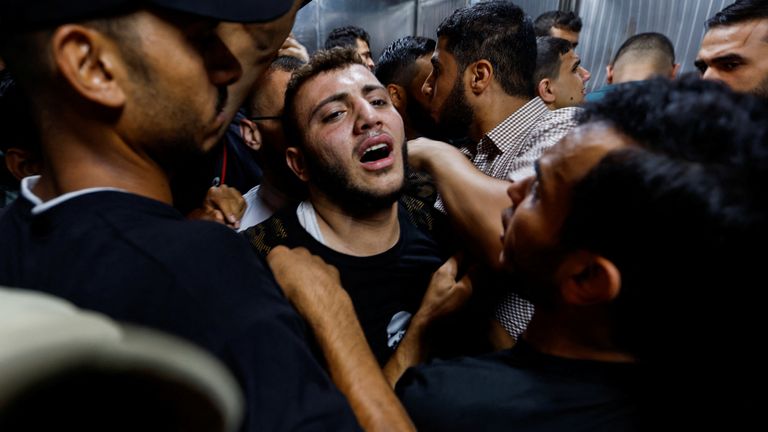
[403,53,440,138]
[356,38,375,71]
[120,10,242,165]
[500,123,633,287]
[294,63,406,211]
[421,37,474,139]
[696,19,768,98]
[250,68,293,153]
[550,27,580,49]
[551,49,590,108]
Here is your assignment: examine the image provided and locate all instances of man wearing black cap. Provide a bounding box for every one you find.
[0,1,414,430]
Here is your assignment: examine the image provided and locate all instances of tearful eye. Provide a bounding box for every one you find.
[323,111,344,122]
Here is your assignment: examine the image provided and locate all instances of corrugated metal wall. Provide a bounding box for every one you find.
[292,0,731,93]
[579,0,732,91]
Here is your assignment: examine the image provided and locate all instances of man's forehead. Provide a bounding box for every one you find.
[700,19,768,58]
[300,64,381,106]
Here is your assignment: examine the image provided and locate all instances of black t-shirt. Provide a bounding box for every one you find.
[244,198,449,365]
[0,191,359,432]
[396,341,639,432]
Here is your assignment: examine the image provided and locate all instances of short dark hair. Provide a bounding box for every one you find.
[534,36,573,84]
[706,0,768,29]
[324,25,371,50]
[569,76,768,358]
[0,14,146,101]
[283,47,366,149]
[568,76,768,427]
[270,55,307,74]
[534,10,583,36]
[611,32,675,66]
[374,36,436,88]
[437,0,536,98]
[243,56,306,118]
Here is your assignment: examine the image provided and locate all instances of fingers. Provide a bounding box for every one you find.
[205,185,245,226]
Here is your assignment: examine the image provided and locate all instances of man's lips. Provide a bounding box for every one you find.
[357,133,395,171]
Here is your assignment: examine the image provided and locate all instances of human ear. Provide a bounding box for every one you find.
[51,25,125,108]
[556,251,621,306]
[670,63,681,79]
[605,64,614,85]
[537,78,556,103]
[239,118,263,152]
[4,148,41,180]
[387,84,407,112]
[285,147,309,182]
[468,59,493,95]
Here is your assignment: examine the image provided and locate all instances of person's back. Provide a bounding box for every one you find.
[0,1,363,430]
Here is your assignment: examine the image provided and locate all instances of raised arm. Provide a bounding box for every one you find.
[267,246,415,432]
[382,256,473,387]
[409,138,511,270]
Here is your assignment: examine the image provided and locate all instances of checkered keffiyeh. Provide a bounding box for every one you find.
[435,98,581,338]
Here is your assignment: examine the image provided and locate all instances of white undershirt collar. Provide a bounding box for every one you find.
[21,176,127,216]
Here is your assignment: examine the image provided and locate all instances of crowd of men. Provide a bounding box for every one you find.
[1,0,767,430]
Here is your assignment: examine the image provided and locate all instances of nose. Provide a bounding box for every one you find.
[204,32,243,87]
[580,66,591,83]
[507,177,530,208]
[366,58,375,71]
[701,67,718,82]
[354,99,383,134]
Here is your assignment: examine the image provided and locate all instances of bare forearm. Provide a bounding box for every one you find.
[413,141,510,269]
[382,316,428,387]
[309,297,416,432]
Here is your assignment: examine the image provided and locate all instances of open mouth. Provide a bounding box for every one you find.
[360,143,392,163]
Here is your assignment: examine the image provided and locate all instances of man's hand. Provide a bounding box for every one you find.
[187,185,245,229]
[416,255,474,323]
[383,255,473,387]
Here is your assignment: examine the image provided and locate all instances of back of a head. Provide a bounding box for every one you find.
[533,10,583,36]
[566,77,768,426]
[437,0,536,98]
[610,32,675,82]
[375,36,435,87]
[706,0,768,29]
[534,36,573,84]
[324,25,370,50]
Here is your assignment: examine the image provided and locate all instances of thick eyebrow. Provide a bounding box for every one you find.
[308,84,387,120]
[710,53,745,64]
[362,84,386,95]
[571,58,581,71]
[694,59,707,73]
[309,92,348,121]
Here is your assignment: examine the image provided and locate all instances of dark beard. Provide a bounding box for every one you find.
[752,73,768,100]
[305,142,408,218]
[436,78,475,140]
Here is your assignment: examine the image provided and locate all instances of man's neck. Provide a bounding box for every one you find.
[469,92,531,142]
[309,193,400,257]
[522,307,635,363]
[35,126,173,204]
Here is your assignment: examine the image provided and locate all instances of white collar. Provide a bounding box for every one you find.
[21,176,127,215]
